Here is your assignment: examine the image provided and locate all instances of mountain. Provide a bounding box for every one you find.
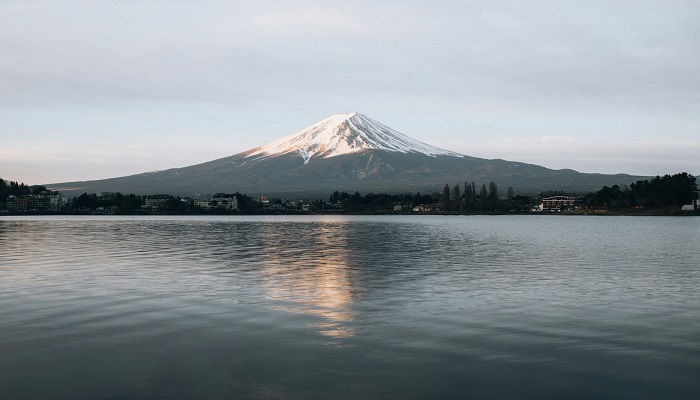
[48,112,648,198]
[245,112,462,162]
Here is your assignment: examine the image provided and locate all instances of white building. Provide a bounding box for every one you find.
[144,195,171,209]
[681,199,699,211]
[541,196,579,211]
[194,197,238,210]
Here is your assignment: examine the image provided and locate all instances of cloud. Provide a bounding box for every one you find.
[1,0,698,183]
[457,135,700,176]
[252,6,366,33]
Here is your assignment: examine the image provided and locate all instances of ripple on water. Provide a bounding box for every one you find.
[1,215,699,399]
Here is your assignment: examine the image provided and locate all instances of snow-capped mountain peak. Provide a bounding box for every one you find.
[246,112,462,163]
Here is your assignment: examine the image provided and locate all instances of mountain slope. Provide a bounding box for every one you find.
[245,112,462,163]
[49,113,649,197]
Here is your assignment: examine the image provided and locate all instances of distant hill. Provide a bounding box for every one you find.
[48,112,649,198]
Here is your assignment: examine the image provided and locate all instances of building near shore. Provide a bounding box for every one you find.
[193,196,238,210]
[681,199,699,211]
[5,191,64,212]
[143,195,172,209]
[541,196,580,212]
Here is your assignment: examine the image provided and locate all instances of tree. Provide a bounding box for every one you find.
[463,181,472,211]
[511,195,533,212]
[31,185,48,195]
[667,172,697,207]
[0,179,30,203]
[487,181,498,211]
[586,172,697,209]
[479,184,487,211]
[442,184,451,211]
[120,194,142,212]
[412,192,433,206]
[73,193,97,210]
[472,182,477,210]
[453,184,461,212]
[351,191,363,204]
[234,192,261,212]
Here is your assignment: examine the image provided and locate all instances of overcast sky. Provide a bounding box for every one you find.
[1,0,698,184]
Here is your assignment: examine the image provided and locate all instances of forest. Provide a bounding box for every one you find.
[582,172,697,209]
[0,179,49,203]
[1,172,697,214]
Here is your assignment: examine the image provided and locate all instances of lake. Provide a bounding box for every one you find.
[1,215,698,399]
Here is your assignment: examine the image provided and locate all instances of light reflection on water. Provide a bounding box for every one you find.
[1,215,699,399]
[260,222,357,339]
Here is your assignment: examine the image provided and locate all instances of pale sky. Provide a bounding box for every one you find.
[1,0,698,185]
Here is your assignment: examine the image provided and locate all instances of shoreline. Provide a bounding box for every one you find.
[1,209,698,217]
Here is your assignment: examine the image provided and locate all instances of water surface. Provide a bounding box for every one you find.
[1,215,698,399]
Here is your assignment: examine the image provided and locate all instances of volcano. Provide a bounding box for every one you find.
[49,112,647,198]
[245,112,461,162]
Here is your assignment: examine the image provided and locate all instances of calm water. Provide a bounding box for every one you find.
[1,215,698,399]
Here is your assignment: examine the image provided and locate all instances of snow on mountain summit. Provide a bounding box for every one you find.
[246,112,462,163]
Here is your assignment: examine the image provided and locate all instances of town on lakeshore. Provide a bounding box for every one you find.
[1,173,698,215]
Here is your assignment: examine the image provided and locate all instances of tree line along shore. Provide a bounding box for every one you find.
[1,173,697,215]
